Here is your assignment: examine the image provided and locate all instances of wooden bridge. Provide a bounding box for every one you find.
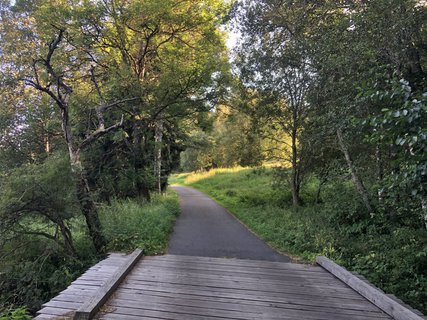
[35,249,426,320]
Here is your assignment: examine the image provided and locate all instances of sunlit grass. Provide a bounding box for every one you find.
[170,166,250,185]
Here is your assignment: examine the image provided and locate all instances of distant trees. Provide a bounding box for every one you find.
[180,103,263,172]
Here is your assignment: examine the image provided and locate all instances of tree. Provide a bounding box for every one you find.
[1,0,231,251]
[233,0,315,205]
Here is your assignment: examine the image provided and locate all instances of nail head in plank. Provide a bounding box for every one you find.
[73,248,144,320]
[316,256,426,320]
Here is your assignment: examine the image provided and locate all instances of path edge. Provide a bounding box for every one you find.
[74,248,144,320]
[316,256,426,320]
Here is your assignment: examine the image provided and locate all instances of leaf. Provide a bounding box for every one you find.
[395,137,403,145]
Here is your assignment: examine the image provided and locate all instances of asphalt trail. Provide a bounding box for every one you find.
[168,186,290,262]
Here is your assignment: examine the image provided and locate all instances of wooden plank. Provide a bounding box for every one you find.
[52,294,89,303]
[43,300,81,309]
[99,307,231,320]
[136,261,334,279]
[118,280,380,310]
[73,248,144,320]
[103,297,379,320]
[115,284,383,312]
[122,273,362,298]
[316,256,426,320]
[34,315,67,320]
[146,254,324,272]
[37,306,75,316]
[110,289,390,319]
[129,267,343,285]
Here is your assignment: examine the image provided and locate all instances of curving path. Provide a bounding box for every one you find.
[168,186,290,262]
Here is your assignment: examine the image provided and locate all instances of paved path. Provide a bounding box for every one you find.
[168,186,289,262]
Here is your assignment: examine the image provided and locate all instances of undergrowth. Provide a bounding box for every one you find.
[100,191,180,255]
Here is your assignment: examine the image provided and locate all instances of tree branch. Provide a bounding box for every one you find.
[80,115,124,149]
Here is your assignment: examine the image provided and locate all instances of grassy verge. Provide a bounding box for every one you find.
[171,167,427,314]
[100,190,180,255]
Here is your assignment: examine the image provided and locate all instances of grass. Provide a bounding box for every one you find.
[100,190,180,255]
[171,166,427,314]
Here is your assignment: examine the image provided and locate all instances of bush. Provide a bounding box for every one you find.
[0,236,97,314]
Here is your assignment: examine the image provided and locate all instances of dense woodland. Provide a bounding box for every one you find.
[0,0,426,317]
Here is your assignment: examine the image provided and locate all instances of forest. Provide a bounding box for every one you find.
[0,0,426,317]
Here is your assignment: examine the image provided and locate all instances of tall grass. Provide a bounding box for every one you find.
[100,190,180,255]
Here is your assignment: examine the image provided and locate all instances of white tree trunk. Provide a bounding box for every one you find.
[154,120,163,193]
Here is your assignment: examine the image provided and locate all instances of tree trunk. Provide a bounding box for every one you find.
[154,120,163,194]
[56,219,77,256]
[336,129,373,213]
[291,128,301,206]
[69,148,106,253]
[131,120,151,201]
[376,145,385,203]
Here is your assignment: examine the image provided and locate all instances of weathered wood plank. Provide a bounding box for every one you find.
[115,284,382,312]
[316,256,426,320]
[129,267,346,286]
[135,262,335,279]
[98,307,230,320]
[110,289,390,319]
[122,273,362,298]
[101,299,378,320]
[144,254,324,272]
[40,254,425,320]
[73,248,144,320]
[118,280,380,311]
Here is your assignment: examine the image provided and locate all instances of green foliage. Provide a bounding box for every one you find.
[0,154,79,254]
[176,167,427,314]
[179,105,264,172]
[0,188,180,315]
[0,0,228,315]
[366,79,427,219]
[100,191,180,255]
[0,233,97,314]
[0,308,32,320]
